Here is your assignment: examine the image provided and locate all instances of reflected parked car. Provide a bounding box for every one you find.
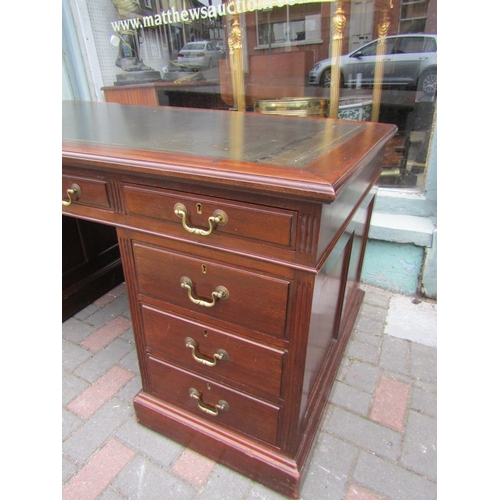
[177,41,224,70]
[308,34,437,94]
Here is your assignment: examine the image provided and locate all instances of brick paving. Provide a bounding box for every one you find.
[62,283,437,500]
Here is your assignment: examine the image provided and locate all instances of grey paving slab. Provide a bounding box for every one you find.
[120,327,136,345]
[74,337,136,383]
[412,378,437,394]
[63,397,134,465]
[62,368,90,405]
[325,407,402,462]
[409,343,437,383]
[62,408,84,440]
[62,455,77,484]
[335,356,352,382]
[117,375,142,403]
[353,314,385,336]
[346,338,381,364]
[62,317,96,343]
[62,338,93,372]
[352,329,383,348]
[115,417,185,468]
[118,348,140,374]
[358,302,388,321]
[401,410,437,481]
[300,432,358,500]
[197,464,252,500]
[379,336,410,376]
[328,381,372,417]
[410,386,437,418]
[112,455,197,500]
[343,360,380,394]
[98,488,128,500]
[353,450,437,500]
[247,483,289,499]
[73,303,99,321]
[85,294,131,328]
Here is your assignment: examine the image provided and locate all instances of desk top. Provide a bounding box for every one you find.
[62,101,396,203]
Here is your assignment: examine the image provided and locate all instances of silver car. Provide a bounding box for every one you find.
[308,34,437,94]
[177,41,223,70]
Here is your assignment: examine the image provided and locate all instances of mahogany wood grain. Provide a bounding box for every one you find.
[140,303,285,399]
[122,183,297,248]
[62,173,110,209]
[133,241,290,338]
[102,85,160,107]
[147,356,281,445]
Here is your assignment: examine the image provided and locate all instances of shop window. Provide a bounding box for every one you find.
[256,4,322,47]
[400,0,429,33]
[64,0,437,191]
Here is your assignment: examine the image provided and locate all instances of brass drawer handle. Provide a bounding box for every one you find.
[185,337,229,367]
[189,388,229,416]
[174,203,228,236]
[180,276,229,308]
[62,184,81,206]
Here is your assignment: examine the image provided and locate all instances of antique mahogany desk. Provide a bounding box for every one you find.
[62,101,395,498]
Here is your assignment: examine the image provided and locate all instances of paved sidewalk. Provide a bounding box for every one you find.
[62,283,437,500]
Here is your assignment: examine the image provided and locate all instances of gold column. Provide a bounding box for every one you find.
[371,1,393,122]
[329,5,347,119]
[228,17,246,112]
[229,107,245,160]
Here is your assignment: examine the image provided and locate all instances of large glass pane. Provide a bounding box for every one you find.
[64,0,437,190]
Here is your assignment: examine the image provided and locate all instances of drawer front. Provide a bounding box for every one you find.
[62,174,110,209]
[123,184,296,248]
[147,356,281,445]
[134,242,290,338]
[141,304,285,398]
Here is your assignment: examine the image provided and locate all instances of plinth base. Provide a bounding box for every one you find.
[133,391,302,498]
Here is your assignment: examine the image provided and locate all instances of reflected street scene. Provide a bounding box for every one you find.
[66,0,436,188]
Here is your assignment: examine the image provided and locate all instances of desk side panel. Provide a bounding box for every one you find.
[316,147,384,264]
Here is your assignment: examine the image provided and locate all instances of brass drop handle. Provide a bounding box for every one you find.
[180,276,229,308]
[185,337,229,367]
[62,184,81,206]
[189,388,229,416]
[174,203,228,236]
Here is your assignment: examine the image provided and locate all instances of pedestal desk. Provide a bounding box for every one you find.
[62,101,396,498]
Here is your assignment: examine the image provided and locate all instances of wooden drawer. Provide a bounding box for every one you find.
[62,174,110,209]
[141,304,285,398]
[147,356,281,445]
[123,184,296,248]
[133,242,290,338]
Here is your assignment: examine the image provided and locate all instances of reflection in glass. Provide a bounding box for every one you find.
[65,0,436,190]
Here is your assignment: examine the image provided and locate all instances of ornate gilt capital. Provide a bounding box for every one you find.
[228,19,243,55]
[332,7,347,41]
[378,11,391,38]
